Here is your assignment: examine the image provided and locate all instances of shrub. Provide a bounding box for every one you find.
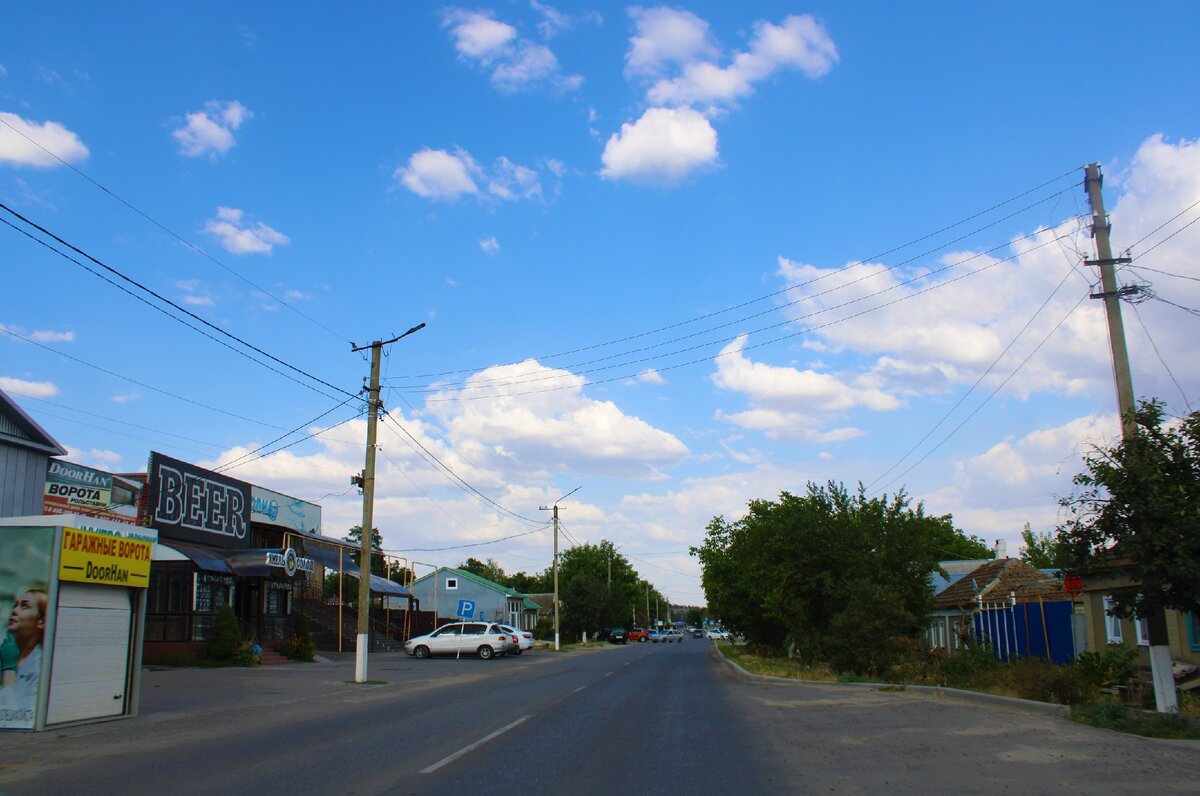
[1074,643,1138,693]
[207,605,243,662]
[278,614,317,661]
[932,638,1001,690]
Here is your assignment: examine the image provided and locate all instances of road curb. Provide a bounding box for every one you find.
[710,642,1071,718]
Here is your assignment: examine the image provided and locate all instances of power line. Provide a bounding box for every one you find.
[624,551,701,579]
[1128,302,1192,412]
[214,411,364,474]
[872,292,1089,496]
[1131,212,1200,260]
[213,394,363,473]
[866,259,1082,492]
[17,395,225,450]
[0,114,350,345]
[384,525,548,553]
[1127,265,1200,284]
[0,203,355,400]
[387,169,1082,382]
[378,411,544,525]
[418,229,1076,402]
[1122,196,1200,254]
[1152,296,1200,319]
[0,325,289,429]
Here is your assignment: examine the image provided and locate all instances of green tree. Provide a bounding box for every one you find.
[1059,400,1200,620]
[1020,522,1072,569]
[344,525,386,577]
[556,540,644,635]
[459,556,507,585]
[685,606,705,627]
[692,481,990,671]
[508,570,551,594]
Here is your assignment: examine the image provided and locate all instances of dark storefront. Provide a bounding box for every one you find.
[140,451,414,659]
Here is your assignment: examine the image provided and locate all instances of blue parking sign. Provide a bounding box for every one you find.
[456,598,475,618]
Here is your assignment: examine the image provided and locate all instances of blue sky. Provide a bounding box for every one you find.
[2,3,1198,604]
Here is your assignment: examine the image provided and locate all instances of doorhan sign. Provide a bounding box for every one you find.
[265,547,315,578]
[59,526,152,587]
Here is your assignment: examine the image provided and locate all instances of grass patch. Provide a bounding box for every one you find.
[718,643,836,681]
[1072,701,1200,739]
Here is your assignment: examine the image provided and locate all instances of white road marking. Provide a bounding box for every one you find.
[420,715,530,774]
[604,671,613,677]
[574,686,587,693]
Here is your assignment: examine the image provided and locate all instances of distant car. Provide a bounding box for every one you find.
[608,627,628,644]
[627,627,649,643]
[405,622,510,660]
[706,629,725,640]
[648,629,665,643]
[662,630,684,643]
[692,628,705,638]
[495,623,534,654]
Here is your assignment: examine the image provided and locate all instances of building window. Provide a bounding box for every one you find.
[1188,613,1200,653]
[1103,596,1123,643]
[146,565,193,642]
[446,578,458,590]
[1135,616,1150,646]
[193,575,234,641]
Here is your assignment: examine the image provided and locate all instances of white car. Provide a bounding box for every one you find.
[496,623,534,654]
[405,622,511,660]
[706,629,728,640]
[658,630,684,643]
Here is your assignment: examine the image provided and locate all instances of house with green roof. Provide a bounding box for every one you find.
[407,567,539,630]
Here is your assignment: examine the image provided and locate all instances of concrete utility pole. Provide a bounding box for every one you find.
[540,487,579,652]
[1084,165,1177,713]
[350,323,425,683]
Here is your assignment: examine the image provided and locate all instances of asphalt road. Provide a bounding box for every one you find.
[1,639,1199,794]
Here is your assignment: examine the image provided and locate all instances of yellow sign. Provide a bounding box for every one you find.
[59,526,152,587]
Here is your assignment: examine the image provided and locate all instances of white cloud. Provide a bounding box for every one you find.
[427,359,689,480]
[204,206,290,255]
[488,156,542,200]
[713,334,900,410]
[531,1,572,39]
[0,112,89,168]
[480,237,500,255]
[646,15,837,108]
[29,329,74,343]
[172,100,252,159]
[398,148,545,204]
[396,148,480,201]
[63,446,123,470]
[770,135,1200,409]
[922,413,1121,555]
[637,369,666,385]
[110,393,141,405]
[443,8,582,93]
[0,376,58,398]
[600,106,718,186]
[625,7,719,78]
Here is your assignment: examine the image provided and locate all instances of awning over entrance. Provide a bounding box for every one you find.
[301,542,412,598]
[155,541,234,574]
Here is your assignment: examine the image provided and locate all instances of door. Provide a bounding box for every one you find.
[46,584,133,725]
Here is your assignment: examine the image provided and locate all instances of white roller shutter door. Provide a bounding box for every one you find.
[46,583,132,725]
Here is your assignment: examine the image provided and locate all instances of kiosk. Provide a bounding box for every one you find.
[0,514,155,731]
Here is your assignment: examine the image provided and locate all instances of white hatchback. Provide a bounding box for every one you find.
[495,623,534,654]
[405,622,511,660]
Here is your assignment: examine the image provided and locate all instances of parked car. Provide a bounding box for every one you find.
[404,622,511,660]
[692,628,705,638]
[627,627,649,643]
[662,630,684,643]
[648,629,665,643]
[706,629,725,640]
[495,623,534,654]
[608,627,628,644]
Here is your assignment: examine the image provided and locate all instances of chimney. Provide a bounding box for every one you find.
[994,539,1007,559]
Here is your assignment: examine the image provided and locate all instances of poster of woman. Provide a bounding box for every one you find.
[0,525,53,731]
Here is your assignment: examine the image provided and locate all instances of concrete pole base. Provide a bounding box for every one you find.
[355,634,369,682]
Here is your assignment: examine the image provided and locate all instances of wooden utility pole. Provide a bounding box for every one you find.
[1084,164,1176,713]
[350,323,424,683]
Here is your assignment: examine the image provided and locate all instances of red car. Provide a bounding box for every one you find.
[627,627,649,643]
